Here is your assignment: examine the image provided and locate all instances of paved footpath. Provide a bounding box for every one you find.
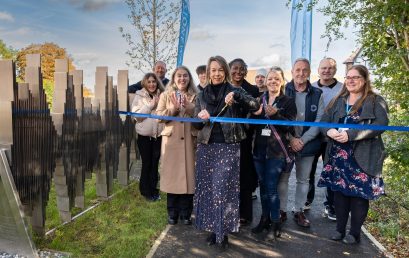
[148,164,387,258]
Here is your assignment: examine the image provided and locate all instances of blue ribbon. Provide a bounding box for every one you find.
[118,111,409,132]
[176,0,190,67]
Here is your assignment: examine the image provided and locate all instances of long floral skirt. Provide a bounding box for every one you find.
[194,142,240,243]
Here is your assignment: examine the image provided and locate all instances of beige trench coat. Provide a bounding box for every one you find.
[156,89,197,194]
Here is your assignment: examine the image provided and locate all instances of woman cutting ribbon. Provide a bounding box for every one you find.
[193,55,259,249]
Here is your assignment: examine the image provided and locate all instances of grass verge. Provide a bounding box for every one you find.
[366,197,409,258]
[36,181,167,257]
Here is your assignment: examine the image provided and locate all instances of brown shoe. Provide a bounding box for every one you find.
[280,210,287,223]
[294,211,310,228]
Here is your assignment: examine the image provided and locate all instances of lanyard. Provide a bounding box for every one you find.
[344,97,353,124]
[262,94,292,163]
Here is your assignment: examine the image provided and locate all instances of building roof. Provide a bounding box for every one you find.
[343,47,362,64]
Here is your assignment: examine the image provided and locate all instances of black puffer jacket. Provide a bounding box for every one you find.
[193,82,260,144]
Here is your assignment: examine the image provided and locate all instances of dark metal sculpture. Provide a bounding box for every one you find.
[13,54,56,234]
[0,58,40,258]
[0,54,135,257]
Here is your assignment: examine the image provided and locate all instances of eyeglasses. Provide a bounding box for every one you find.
[344,76,363,81]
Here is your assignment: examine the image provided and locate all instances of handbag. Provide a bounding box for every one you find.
[262,95,295,173]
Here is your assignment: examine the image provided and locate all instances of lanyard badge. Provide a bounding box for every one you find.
[261,93,272,136]
[261,126,271,136]
[339,102,353,132]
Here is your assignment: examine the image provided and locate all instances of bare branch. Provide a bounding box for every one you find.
[120,0,180,72]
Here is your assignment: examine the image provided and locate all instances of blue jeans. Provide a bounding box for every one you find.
[253,156,285,222]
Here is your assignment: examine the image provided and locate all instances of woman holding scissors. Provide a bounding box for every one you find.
[193,56,259,249]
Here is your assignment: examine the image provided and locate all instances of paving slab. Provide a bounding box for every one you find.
[151,161,386,258]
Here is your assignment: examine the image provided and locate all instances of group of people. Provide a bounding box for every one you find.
[129,55,388,249]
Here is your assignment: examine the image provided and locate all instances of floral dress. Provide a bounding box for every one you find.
[317,108,385,200]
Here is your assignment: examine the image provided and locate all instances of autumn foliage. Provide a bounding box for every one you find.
[16,42,76,81]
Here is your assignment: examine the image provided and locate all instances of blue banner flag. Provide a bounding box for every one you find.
[176,0,190,67]
[290,0,313,65]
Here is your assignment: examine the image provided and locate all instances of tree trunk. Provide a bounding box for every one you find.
[152,0,157,68]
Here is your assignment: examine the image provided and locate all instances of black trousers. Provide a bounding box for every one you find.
[167,193,193,220]
[137,135,161,198]
[334,191,369,239]
[307,142,334,208]
[240,189,253,221]
[239,135,257,222]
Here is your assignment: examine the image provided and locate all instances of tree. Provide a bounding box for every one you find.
[16,42,75,81]
[0,39,17,59]
[119,0,181,73]
[316,0,409,108]
[83,87,93,98]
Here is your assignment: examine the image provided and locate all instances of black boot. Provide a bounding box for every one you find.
[219,235,229,250]
[251,215,271,234]
[206,232,216,246]
[272,221,282,238]
[266,222,282,240]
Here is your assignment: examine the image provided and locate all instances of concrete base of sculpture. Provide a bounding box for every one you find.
[118,144,129,186]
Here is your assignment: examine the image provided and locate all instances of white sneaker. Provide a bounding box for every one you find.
[324,205,330,216]
[327,209,337,221]
[303,201,312,211]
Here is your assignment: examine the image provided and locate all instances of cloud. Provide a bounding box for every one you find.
[269,43,285,48]
[67,0,122,11]
[189,28,215,41]
[0,11,14,22]
[0,26,31,36]
[251,53,288,67]
[72,52,99,67]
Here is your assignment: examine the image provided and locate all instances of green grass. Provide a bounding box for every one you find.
[366,191,409,257]
[37,181,167,257]
[45,176,123,231]
[46,176,94,231]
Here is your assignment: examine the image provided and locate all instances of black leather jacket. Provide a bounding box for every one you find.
[193,83,260,144]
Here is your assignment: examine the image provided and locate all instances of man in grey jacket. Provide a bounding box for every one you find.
[304,58,343,221]
[279,58,324,228]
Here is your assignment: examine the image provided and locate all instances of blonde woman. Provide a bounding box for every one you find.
[251,67,296,239]
[131,73,165,201]
[156,66,198,225]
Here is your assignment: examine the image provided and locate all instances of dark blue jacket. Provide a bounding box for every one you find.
[285,80,323,156]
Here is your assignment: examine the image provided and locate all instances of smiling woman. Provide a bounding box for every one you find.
[193,55,260,249]
[131,72,165,201]
[251,67,297,238]
[228,58,260,227]
[155,66,198,226]
[318,64,389,245]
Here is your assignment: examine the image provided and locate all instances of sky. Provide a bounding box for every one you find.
[0,0,358,90]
